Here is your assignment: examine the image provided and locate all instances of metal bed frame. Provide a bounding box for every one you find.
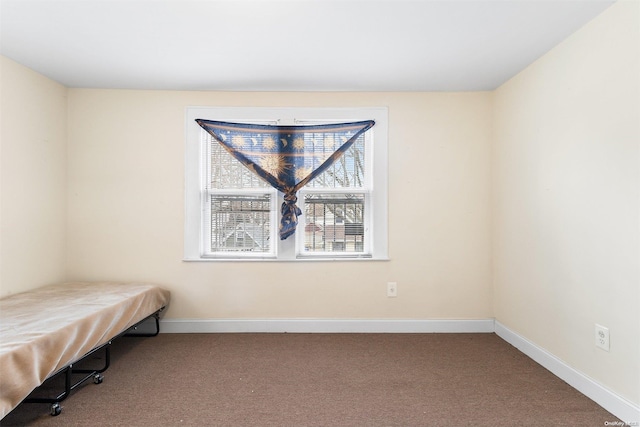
[23,308,164,416]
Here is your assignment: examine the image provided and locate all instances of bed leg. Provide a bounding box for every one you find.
[74,341,111,374]
[124,310,161,337]
[21,307,163,416]
[24,343,110,415]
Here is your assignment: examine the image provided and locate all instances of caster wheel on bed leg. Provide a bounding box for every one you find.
[93,374,103,384]
[50,403,62,416]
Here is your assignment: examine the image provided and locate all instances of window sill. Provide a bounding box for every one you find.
[182,257,390,262]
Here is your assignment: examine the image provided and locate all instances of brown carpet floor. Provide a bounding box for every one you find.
[1,333,621,427]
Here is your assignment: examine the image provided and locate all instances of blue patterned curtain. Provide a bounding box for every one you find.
[196,119,375,240]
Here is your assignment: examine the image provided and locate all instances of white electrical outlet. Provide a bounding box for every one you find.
[595,324,610,351]
[387,282,397,297]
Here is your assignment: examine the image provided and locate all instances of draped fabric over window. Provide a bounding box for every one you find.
[196,119,375,240]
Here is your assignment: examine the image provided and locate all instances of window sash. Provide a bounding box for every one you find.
[297,190,372,258]
[204,122,373,258]
[203,191,277,258]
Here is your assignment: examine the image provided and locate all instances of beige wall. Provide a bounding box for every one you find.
[492,0,639,405]
[0,57,68,296]
[65,90,493,320]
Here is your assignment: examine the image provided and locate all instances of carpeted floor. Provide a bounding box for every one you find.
[1,333,621,426]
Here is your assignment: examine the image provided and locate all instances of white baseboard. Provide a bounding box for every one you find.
[160,318,495,334]
[495,321,640,425]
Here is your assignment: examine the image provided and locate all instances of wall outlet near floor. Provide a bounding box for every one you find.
[387,282,397,297]
[595,324,610,351]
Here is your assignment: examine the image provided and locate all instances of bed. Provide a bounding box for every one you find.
[0,281,170,419]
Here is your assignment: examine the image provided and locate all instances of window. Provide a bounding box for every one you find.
[184,107,388,261]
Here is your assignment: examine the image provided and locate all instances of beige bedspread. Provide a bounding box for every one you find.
[0,282,170,419]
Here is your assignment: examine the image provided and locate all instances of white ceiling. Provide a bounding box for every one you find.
[0,0,616,92]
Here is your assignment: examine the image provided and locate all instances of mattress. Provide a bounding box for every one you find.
[0,282,170,418]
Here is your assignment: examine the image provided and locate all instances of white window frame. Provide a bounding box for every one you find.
[184,106,388,261]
